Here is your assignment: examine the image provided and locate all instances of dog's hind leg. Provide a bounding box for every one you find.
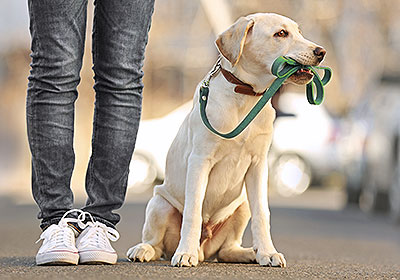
[216,201,256,263]
[200,201,255,263]
[127,194,177,262]
[218,246,256,263]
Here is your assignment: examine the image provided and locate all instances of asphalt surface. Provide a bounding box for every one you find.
[0,190,399,280]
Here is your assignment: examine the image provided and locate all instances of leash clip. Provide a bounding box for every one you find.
[203,56,222,89]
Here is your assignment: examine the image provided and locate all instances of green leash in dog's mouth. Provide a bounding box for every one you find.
[199,56,332,139]
[271,56,332,105]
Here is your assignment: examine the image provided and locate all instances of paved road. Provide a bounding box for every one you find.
[0,191,399,280]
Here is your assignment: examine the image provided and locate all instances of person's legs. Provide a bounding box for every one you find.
[82,0,155,227]
[27,0,88,230]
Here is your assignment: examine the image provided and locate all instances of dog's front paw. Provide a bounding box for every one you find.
[256,252,286,267]
[171,252,198,267]
[127,243,155,262]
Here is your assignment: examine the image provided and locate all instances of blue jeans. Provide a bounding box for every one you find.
[26,0,155,230]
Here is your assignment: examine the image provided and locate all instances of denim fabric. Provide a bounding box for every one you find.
[26,0,155,230]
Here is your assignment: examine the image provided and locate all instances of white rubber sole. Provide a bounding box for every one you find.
[36,250,79,265]
[79,250,118,265]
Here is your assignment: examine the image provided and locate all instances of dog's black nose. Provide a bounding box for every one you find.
[314,47,326,62]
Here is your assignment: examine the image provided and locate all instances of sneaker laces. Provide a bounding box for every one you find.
[36,209,83,248]
[76,211,120,249]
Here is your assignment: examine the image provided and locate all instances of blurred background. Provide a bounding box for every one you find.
[1,0,400,225]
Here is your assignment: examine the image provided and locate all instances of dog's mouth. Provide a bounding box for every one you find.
[294,68,313,77]
[288,68,314,84]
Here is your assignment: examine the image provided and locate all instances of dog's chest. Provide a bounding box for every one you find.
[212,143,252,183]
[201,141,253,214]
[201,112,273,220]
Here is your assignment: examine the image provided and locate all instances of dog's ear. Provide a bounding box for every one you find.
[215,17,254,66]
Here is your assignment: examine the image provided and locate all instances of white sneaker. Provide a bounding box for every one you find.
[76,218,120,265]
[36,209,82,265]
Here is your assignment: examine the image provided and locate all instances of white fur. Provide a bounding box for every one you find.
[127,13,325,267]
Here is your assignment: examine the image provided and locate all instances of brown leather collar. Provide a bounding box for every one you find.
[220,68,263,96]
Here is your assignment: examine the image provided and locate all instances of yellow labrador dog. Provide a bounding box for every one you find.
[127,13,326,267]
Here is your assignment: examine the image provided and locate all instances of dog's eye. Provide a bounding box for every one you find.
[274,30,288,38]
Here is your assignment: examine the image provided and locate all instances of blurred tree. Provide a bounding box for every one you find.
[333,0,384,109]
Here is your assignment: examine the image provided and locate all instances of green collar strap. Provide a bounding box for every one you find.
[199,56,332,139]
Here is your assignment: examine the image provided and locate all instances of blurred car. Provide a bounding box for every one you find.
[337,105,370,204]
[340,80,400,223]
[269,92,340,196]
[360,82,400,223]
[128,92,341,197]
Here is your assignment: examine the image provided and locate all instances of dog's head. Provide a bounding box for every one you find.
[215,13,326,87]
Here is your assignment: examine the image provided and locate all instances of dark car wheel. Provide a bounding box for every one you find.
[346,186,361,205]
[359,166,389,213]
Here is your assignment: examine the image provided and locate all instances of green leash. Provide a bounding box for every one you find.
[199,56,332,139]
